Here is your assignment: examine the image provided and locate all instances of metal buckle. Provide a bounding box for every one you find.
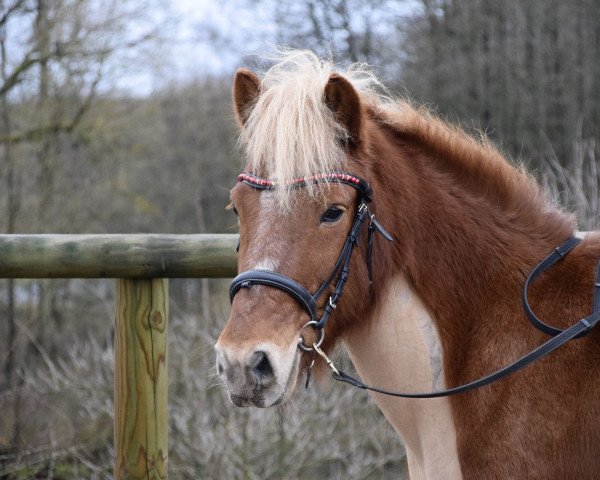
[313,343,339,375]
[298,320,325,352]
[358,202,369,216]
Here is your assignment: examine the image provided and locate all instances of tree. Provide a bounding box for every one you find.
[400,0,600,167]
[0,0,166,457]
[195,0,408,81]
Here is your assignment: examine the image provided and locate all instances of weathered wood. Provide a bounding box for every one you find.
[0,234,240,478]
[0,234,238,278]
[115,278,169,480]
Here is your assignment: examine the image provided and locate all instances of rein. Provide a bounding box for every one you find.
[229,172,600,398]
[328,236,600,398]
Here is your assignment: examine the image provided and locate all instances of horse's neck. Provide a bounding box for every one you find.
[347,140,572,478]
[369,139,574,383]
[372,124,574,294]
[343,275,462,480]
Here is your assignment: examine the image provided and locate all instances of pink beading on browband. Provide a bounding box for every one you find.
[238,172,362,188]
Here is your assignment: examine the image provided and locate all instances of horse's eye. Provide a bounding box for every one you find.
[321,206,344,223]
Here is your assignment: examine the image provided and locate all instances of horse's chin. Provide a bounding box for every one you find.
[229,393,286,408]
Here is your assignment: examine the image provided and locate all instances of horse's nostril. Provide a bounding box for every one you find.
[249,350,274,381]
[217,360,224,375]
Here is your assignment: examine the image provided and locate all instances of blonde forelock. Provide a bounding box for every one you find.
[239,49,386,206]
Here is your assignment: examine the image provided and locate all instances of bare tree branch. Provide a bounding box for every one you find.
[0,0,29,29]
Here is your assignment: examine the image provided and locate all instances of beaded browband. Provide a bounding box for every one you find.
[238,172,373,202]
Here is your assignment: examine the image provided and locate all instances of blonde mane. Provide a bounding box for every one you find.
[239,50,385,202]
[239,49,566,222]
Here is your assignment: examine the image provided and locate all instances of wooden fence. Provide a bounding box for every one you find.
[0,234,239,480]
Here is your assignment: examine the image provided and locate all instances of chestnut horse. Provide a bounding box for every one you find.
[215,51,600,479]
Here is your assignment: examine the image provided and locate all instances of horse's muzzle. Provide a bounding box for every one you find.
[215,344,286,408]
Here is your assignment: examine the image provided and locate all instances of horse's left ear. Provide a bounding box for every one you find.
[324,73,362,146]
[233,68,261,127]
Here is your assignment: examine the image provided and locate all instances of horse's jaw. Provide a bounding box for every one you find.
[343,274,463,480]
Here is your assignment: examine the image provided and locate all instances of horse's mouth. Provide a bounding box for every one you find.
[228,391,286,408]
[229,393,262,407]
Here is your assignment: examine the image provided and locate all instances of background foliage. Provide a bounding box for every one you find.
[0,0,598,478]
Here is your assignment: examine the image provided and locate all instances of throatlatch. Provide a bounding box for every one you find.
[229,171,393,349]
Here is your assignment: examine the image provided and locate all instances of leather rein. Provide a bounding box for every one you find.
[230,171,600,398]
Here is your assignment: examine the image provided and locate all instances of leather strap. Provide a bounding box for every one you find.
[522,236,588,337]
[229,269,317,320]
[331,238,600,398]
[367,215,393,283]
[333,312,599,397]
[593,262,600,314]
[238,171,373,202]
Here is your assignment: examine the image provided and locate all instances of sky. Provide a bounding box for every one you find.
[158,0,419,93]
[97,0,245,95]
[150,0,277,90]
[169,0,236,77]
[3,0,418,96]
[3,0,290,96]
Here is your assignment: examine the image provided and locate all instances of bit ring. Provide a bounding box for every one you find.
[298,320,325,352]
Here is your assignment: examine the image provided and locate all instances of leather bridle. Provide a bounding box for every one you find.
[229,171,600,398]
[229,171,393,350]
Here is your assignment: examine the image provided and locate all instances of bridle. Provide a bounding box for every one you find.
[229,172,393,351]
[229,171,600,398]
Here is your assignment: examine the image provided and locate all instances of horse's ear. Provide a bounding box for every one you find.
[324,73,362,146]
[233,68,260,126]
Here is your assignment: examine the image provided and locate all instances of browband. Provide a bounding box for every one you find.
[238,172,373,202]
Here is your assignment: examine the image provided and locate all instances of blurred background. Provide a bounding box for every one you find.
[0,0,599,478]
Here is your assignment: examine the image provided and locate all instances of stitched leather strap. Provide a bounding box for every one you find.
[522,236,588,337]
[332,312,599,397]
[230,269,318,320]
[331,238,600,398]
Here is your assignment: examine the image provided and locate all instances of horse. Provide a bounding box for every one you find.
[214,50,600,479]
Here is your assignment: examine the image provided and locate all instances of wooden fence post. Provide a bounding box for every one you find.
[114,278,169,480]
[0,233,239,478]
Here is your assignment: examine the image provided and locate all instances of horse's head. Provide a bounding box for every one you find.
[215,53,393,407]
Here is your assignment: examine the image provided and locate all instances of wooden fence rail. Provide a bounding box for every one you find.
[0,234,238,278]
[0,234,239,480]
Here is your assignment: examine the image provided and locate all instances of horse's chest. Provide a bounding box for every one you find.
[344,275,462,479]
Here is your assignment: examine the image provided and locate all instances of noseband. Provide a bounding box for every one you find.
[229,172,393,350]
